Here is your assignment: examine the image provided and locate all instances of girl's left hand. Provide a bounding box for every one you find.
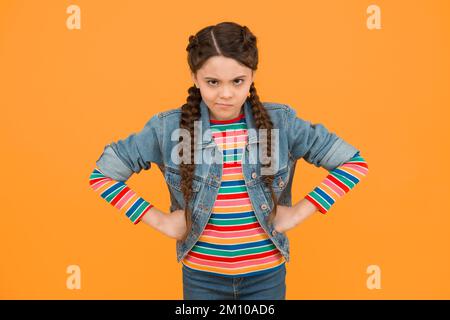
[272,205,304,234]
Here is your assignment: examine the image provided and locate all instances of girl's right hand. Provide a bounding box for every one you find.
[160,209,187,241]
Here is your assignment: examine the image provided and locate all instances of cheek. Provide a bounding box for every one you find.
[199,86,216,101]
[236,85,250,99]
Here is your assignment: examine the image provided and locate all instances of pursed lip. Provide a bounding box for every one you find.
[216,103,233,106]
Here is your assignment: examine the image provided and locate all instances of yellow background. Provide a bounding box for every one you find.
[1,0,449,299]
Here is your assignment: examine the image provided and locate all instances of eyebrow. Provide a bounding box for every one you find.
[203,75,247,80]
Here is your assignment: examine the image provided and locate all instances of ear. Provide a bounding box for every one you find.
[191,72,199,88]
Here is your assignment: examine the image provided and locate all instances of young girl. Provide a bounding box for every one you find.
[89,21,368,300]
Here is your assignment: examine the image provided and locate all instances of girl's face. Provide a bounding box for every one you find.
[191,56,255,121]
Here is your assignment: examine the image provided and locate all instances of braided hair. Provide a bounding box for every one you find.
[179,22,278,241]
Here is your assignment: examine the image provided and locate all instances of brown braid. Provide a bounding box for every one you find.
[179,22,278,241]
[178,85,201,241]
[248,82,278,224]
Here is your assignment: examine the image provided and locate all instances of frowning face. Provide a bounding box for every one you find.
[191,55,255,121]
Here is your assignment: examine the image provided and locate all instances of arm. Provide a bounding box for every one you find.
[89,167,156,225]
[285,104,367,211]
[285,105,359,170]
[95,113,164,182]
[294,151,369,219]
[274,152,369,233]
[304,151,369,214]
[90,114,164,224]
[89,167,187,239]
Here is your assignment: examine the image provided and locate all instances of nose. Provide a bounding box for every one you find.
[219,85,233,99]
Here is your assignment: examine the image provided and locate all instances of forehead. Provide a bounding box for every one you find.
[198,56,252,79]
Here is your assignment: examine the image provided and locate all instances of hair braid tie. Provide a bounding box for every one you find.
[187,35,199,51]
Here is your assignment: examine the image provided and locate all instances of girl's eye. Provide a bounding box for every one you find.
[207,79,244,86]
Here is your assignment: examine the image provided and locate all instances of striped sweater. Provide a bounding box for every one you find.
[89,168,153,224]
[181,112,286,277]
[305,151,369,214]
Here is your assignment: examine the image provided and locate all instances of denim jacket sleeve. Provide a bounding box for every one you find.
[285,105,359,171]
[95,114,164,182]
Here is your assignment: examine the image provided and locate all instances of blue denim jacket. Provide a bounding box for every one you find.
[95,98,359,263]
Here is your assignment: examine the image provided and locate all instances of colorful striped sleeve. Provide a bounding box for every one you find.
[304,151,369,214]
[89,167,153,224]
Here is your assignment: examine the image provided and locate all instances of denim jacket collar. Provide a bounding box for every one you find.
[198,98,258,148]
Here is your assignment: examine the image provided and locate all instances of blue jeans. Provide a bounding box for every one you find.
[182,263,287,300]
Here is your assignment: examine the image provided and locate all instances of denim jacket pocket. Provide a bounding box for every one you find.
[164,166,203,213]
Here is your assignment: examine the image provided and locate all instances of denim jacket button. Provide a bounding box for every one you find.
[278,180,285,188]
[261,204,268,210]
[252,172,257,179]
[272,230,277,236]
